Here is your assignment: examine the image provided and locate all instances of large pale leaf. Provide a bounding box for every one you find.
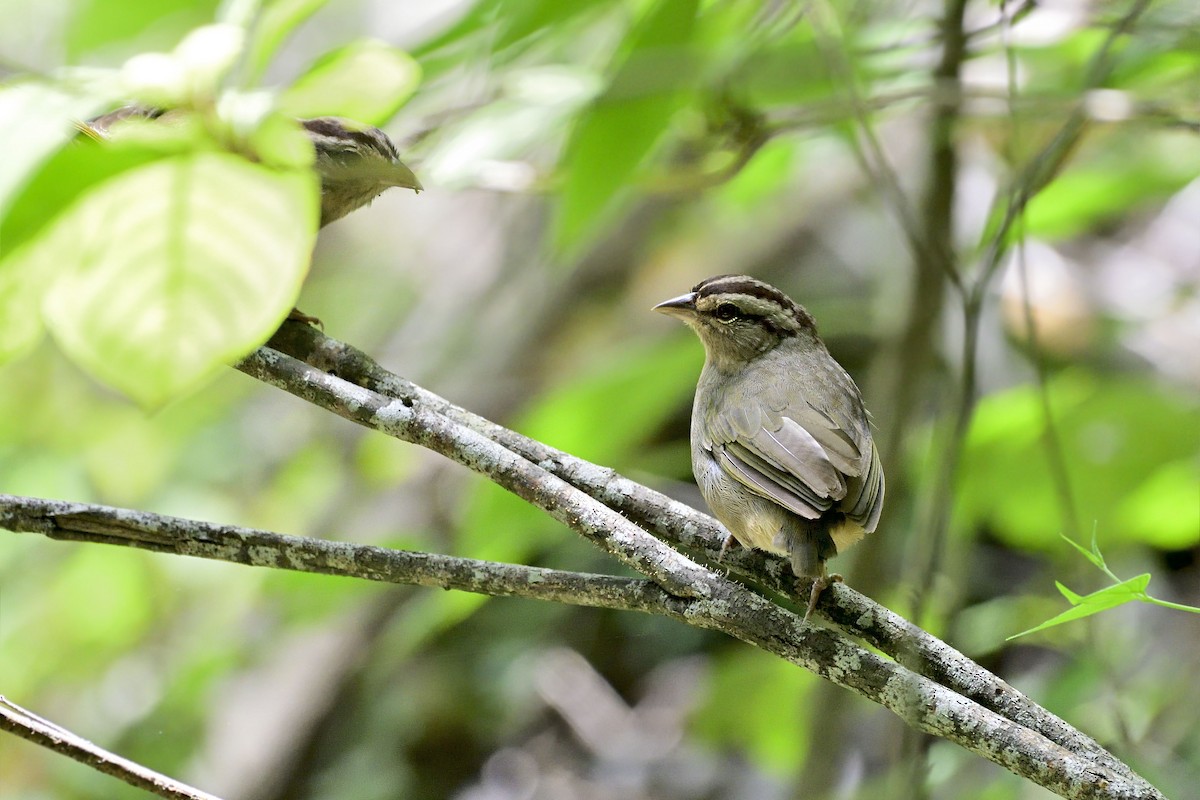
[0,82,117,219]
[32,152,318,406]
[278,40,421,125]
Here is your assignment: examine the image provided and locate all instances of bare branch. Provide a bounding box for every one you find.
[0,696,223,800]
[0,493,676,612]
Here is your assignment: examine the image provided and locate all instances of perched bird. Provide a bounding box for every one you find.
[83,107,422,228]
[83,106,422,323]
[297,116,422,226]
[655,275,884,620]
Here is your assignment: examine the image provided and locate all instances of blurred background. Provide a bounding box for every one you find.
[1,0,1198,798]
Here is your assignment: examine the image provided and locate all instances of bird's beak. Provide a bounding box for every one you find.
[653,291,697,319]
[386,161,423,193]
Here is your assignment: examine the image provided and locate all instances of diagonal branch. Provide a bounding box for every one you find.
[0,696,223,800]
[261,322,1150,794]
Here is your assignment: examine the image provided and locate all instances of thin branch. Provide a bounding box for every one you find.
[974,0,1155,286]
[0,494,672,612]
[0,491,1161,800]
[893,0,969,624]
[0,696,223,800]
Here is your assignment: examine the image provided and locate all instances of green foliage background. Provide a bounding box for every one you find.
[1,1,1198,798]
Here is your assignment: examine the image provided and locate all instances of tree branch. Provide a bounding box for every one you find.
[0,696,223,800]
[0,491,1159,799]
[0,493,676,614]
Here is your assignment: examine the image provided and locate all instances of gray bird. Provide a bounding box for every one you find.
[655,275,884,619]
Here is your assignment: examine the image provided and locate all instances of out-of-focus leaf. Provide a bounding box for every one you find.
[726,36,834,110]
[0,82,118,220]
[24,151,318,406]
[692,648,814,773]
[1,126,171,258]
[1008,574,1149,639]
[0,114,169,365]
[51,548,157,655]
[1116,458,1200,549]
[518,337,699,466]
[421,65,600,189]
[554,0,700,253]
[718,137,797,210]
[243,0,331,82]
[278,40,421,125]
[493,0,612,51]
[1022,151,1200,240]
[65,0,220,59]
[410,0,497,58]
[958,371,1200,551]
[414,0,612,59]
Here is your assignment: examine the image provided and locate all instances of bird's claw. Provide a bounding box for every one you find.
[287,308,324,330]
[802,574,841,623]
[717,534,742,562]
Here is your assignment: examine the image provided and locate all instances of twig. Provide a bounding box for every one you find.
[0,696,223,800]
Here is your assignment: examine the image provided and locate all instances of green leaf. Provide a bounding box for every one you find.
[65,0,220,59]
[1009,574,1150,639]
[0,245,44,363]
[1115,458,1200,550]
[0,82,118,220]
[243,0,332,82]
[2,128,171,260]
[1055,580,1084,604]
[692,649,815,773]
[517,336,699,466]
[1061,533,1107,572]
[1022,159,1199,240]
[553,0,700,253]
[413,0,610,59]
[277,40,421,125]
[493,0,611,52]
[958,371,1200,550]
[24,152,318,406]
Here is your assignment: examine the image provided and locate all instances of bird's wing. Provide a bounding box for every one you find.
[706,382,881,531]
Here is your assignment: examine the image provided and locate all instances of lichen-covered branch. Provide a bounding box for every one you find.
[0,493,675,613]
[0,489,1158,800]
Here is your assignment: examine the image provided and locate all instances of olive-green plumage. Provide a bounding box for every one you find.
[655,275,884,619]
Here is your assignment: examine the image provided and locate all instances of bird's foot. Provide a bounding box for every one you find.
[802,573,842,623]
[287,308,324,329]
[717,534,742,562]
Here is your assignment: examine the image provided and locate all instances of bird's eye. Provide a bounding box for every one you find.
[714,303,740,323]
